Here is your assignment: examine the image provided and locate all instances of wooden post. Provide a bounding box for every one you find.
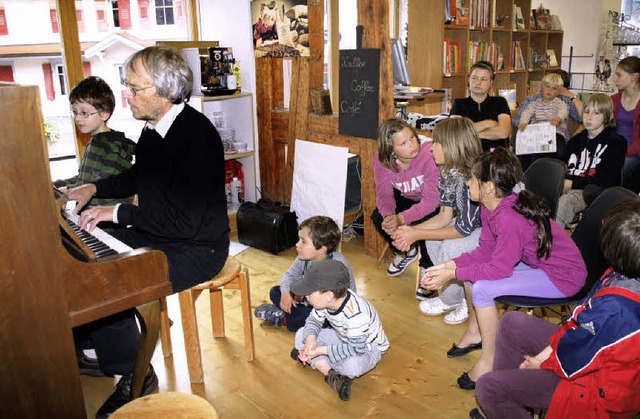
[56,0,90,155]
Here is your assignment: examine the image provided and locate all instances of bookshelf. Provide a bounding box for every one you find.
[411,0,564,112]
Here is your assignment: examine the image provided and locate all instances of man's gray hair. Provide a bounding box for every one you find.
[125,45,193,104]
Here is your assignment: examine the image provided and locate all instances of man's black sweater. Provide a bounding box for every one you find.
[95,104,229,250]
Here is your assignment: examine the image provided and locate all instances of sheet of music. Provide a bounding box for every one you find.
[515,122,556,155]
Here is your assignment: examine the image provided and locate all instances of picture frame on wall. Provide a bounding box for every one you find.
[251,1,309,58]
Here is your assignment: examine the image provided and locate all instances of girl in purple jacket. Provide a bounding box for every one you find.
[422,148,586,391]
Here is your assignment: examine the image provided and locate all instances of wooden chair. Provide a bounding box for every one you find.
[160,256,255,384]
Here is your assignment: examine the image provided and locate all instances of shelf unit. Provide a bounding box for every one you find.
[188,92,258,207]
[439,0,564,108]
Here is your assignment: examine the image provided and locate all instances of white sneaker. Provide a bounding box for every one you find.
[387,246,419,276]
[444,299,469,324]
[419,297,457,316]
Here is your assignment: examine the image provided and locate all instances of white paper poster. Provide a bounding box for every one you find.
[515,122,557,155]
[290,140,349,232]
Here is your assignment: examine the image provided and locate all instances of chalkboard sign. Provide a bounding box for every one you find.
[338,48,380,139]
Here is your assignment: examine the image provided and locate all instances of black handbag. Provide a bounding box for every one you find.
[236,199,298,254]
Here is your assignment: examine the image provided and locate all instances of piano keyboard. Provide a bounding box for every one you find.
[63,209,133,257]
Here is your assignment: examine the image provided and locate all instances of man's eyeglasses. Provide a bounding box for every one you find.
[122,81,155,97]
[70,111,99,119]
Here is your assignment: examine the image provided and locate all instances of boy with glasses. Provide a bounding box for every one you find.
[54,76,136,206]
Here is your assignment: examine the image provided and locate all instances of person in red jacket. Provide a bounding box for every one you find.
[471,198,640,419]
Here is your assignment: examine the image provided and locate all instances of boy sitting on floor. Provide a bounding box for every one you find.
[254,216,355,331]
[290,259,389,401]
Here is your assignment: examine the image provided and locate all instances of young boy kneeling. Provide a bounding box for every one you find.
[290,259,389,401]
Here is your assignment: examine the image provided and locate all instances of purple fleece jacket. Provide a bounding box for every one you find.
[373,142,440,225]
[454,194,586,296]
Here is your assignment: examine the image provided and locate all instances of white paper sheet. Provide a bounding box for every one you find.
[229,241,249,256]
[290,140,349,232]
[515,122,557,155]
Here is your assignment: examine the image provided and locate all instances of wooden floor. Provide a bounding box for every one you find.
[81,233,481,418]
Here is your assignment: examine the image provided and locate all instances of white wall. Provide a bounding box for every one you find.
[199,0,260,190]
[541,0,622,76]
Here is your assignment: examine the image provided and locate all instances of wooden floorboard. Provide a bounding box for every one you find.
[81,233,481,418]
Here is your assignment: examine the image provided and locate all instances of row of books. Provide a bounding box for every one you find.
[468,41,504,71]
[449,0,490,28]
[510,41,526,70]
[444,41,554,75]
[443,38,462,75]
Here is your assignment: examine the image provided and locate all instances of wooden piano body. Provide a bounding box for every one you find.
[0,85,172,417]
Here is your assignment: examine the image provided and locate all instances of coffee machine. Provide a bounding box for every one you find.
[200,47,237,96]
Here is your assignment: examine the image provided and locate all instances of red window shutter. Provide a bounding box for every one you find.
[175,0,183,18]
[0,66,14,82]
[42,64,55,101]
[118,0,132,30]
[82,62,91,77]
[0,8,8,36]
[50,8,59,33]
[138,0,149,19]
[96,9,107,31]
[76,9,85,32]
[120,90,127,108]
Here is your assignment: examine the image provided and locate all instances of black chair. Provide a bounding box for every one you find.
[495,187,640,322]
[524,157,567,219]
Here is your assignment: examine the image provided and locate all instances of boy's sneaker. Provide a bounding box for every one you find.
[415,286,436,301]
[325,369,352,401]
[444,299,469,325]
[419,297,457,316]
[254,303,285,327]
[387,246,418,276]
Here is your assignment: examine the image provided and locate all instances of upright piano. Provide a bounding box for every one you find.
[0,85,172,417]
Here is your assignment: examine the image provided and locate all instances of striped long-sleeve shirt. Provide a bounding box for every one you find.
[518,97,569,137]
[303,290,389,364]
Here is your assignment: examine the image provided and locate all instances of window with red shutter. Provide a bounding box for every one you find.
[76,8,85,32]
[0,8,8,35]
[50,8,59,33]
[83,62,91,78]
[42,64,55,101]
[118,0,132,30]
[0,65,14,82]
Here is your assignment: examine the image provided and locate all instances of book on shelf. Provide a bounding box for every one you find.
[513,5,525,29]
[499,88,517,111]
[532,6,551,30]
[547,49,558,67]
[468,41,500,70]
[469,0,490,28]
[451,0,469,26]
[497,52,504,70]
[510,41,525,70]
[443,39,461,74]
[528,80,542,96]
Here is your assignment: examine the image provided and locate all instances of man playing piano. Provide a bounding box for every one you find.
[67,46,230,417]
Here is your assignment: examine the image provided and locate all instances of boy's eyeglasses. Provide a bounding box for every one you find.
[70,111,99,119]
[122,81,155,97]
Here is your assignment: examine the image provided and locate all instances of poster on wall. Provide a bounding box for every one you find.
[251,1,309,58]
[338,48,380,139]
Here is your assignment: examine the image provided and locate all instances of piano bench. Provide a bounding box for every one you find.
[159,256,255,384]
